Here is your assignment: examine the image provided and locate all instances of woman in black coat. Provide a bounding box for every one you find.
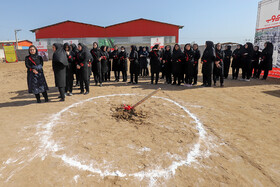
[111,45,121,82]
[201,41,215,87]
[100,46,109,83]
[149,44,161,84]
[223,45,232,79]
[251,46,261,78]
[183,43,194,86]
[241,42,254,81]
[77,43,91,94]
[192,44,201,85]
[162,45,172,84]
[139,47,149,77]
[70,44,80,87]
[257,42,273,80]
[231,44,242,80]
[64,43,75,96]
[52,43,68,101]
[214,43,224,87]
[129,45,140,84]
[172,44,184,85]
[119,46,128,82]
[25,45,49,103]
[90,42,102,86]
[106,47,112,81]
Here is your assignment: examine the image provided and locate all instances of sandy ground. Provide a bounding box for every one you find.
[0,61,279,187]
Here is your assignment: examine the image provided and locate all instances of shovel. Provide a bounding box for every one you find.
[123,88,161,111]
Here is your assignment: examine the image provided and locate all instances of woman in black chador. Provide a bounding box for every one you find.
[214,43,224,87]
[192,44,201,85]
[25,45,49,103]
[223,45,232,79]
[111,45,121,82]
[52,43,68,101]
[241,42,254,81]
[201,41,215,87]
[183,43,194,86]
[77,43,91,94]
[149,44,161,84]
[231,44,242,79]
[257,42,273,80]
[119,46,128,82]
[139,47,149,77]
[90,42,102,86]
[100,46,109,83]
[106,47,112,81]
[251,46,261,78]
[162,45,172,84]
[129,45,140,84]
[171,44,183,85]
[70,44,80,87]
[64,43,75,96]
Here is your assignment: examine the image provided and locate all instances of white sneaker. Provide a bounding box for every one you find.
[240,78,245,81]
[245,79,250,82]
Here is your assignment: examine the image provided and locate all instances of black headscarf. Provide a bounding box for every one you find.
[184,43,192,53]
[263,42,273,55]
[100,46,106,52]
[70,44,78,54]
[153,44,159,50]
[173,44,182,54]
[28,45,38,56]
[63,43,71,51]
[165,45,171,54]
[215,43,222,52]
[78,43,92,61]
[92,42,99,52]
[202,41,215,59]
[53,43,68,66]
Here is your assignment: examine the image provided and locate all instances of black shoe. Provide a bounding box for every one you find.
[36,99,41,103]
[59,98,65,102]
[172,82,176,85]
[95,82,98,86]
[221,84,224,87]
[214,83,216,86]
[80,91,84,94]
[84,91,89,95]
[58,95,62,98]
[44,98,49,102]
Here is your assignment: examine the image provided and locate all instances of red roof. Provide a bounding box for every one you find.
[30,18,183,32]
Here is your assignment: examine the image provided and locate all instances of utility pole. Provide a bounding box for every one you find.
[14,29,21,49]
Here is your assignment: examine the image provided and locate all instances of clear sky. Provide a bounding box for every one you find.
[0,0,260,45]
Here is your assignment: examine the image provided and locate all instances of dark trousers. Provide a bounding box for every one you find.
[35,91,48,102]
[114,71,120,81]
[58,87,65,99]
[80,69,89,92]
[213,67,224,85]
[165,71,172,84]
[232,67,239,79]
[242,62,251,79]
[93,71,102,84]
[224,60,230,79]
[151,72,159,84]
[251,61,259,78]
[75,69,80,85]
[122,71,127,81]
[130,73,138,83]
[105,71,111,81]
[173,74,181,85]
[66,69,73,93]
[257,68,269,80]
[193,63,198,84]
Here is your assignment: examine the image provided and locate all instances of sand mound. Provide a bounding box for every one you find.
[112,105,148,125]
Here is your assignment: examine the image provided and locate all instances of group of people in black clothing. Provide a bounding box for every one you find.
[25,40,273,103]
